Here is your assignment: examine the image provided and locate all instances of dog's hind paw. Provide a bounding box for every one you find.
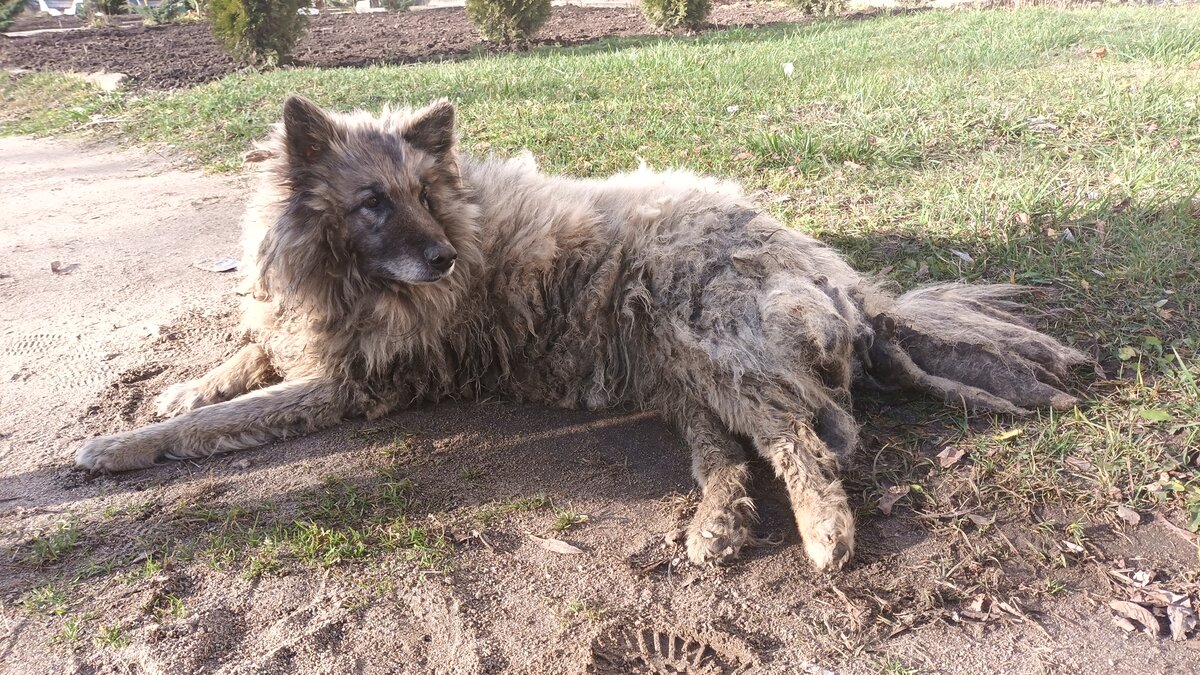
[155,381,211,418]
[797,496,854,572]
[75,432,163,471]
[686,500,753,565]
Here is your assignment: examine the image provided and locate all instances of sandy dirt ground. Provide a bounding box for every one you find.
[1,136,1199,673]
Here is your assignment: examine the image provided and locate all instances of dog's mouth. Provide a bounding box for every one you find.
[379,259,455,286]
[411,261,455,284]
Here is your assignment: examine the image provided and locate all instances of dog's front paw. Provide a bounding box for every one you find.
[75,433,163,471]
[796,496,855,572]
[155,381,210,418]
[686,500,753,565]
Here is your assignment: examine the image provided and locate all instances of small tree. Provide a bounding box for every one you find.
[0,0,24,32]
[641,0,709,30]
[209,0,309,67]
[465,0,550,44]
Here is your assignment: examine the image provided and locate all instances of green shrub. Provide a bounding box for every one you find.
[465,0,550,44]
[381,0,412,10]
[209,0,309,67]
[0,0,24,32]
[93,0,129,14]
[786,0,844,15]
[640,0,709,30]
[135,0,187,24]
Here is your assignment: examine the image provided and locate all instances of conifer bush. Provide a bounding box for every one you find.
[640,0,709,30]
[209,0,308,67]
[465,0,550,44]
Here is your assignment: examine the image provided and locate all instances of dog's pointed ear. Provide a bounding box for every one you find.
[282,95,338,166]
[404,99,456,157]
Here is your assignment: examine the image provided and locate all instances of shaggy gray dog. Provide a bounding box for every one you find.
[77,97,1088,571]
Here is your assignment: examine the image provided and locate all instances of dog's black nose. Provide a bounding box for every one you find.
[425,243,458,273]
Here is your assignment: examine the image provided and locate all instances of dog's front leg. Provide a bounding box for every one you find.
[76,377,351,471]
[677,403,756,565]
[155,343,277,418]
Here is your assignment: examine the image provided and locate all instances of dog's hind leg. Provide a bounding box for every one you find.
[76,376,352,471]
[674,402,756,565]
[748,418,853,572]
[155,343,276,418]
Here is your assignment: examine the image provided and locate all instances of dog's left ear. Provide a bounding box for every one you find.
[404,99,456,157]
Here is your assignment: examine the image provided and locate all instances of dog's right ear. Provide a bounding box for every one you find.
[282,95,338,166]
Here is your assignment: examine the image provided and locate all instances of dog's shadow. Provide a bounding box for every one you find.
[2,389,932,594]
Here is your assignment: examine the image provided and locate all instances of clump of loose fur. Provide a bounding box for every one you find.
[77,96,1090,573]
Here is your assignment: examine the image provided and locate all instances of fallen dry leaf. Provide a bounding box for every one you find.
[967,513,995,528]
[528,534,583,555]
[243,149,276,163]
[1060,540,1086,555]
[878,485,911,516]
[1167,602,1197,641]
[49,261,80,275]
[1152,512,1198,543]
[1109,600,1160,637]
[1014,212,1031,226]
[192,258,240,273]
[1092,46,1108,58]
[1116,505,1141,527]
[937,446,966,468]
[967,595,991,614]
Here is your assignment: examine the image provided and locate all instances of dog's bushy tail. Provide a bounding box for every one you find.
[859,285,1091,415]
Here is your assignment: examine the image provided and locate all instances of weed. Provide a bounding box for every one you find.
[20,584,70,615]
[565,599,607,623]
[27,520,80,566]
[54,616,86,647]
[95,623,128,649]
[476,494,551,526]
[552,507,588,533]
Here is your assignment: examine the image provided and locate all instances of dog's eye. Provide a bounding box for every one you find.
[419,185,432,211]
[361,195,380,210]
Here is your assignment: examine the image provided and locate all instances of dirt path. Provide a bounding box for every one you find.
[1,137,1197,673]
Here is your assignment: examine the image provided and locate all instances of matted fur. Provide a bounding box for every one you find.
[77,97,1089,570]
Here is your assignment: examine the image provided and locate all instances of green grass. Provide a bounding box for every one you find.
[54,616,86,647]
[26,520,81,566]
[564,599,608,623]
[171,473,454,576]
[20,583,71,615]
[552,506,589,533]
[476,493,552,526]
[3,4,1199,549]
[94,623,128,650]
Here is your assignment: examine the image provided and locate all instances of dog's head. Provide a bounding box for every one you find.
[277,95,466,285]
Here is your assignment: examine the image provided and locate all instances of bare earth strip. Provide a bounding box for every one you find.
[0,137,1196,673]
